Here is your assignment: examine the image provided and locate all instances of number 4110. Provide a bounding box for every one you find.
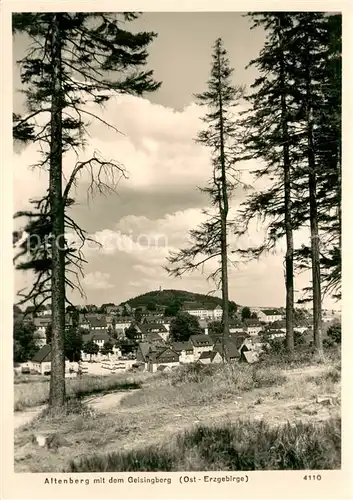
[303,475,322,481]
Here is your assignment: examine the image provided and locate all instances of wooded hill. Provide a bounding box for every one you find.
[121,289,238,312]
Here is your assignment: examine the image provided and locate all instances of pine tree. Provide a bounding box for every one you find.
[166,38,245,360]
[294,14,341,304]
[13,12,160,408]
[237,13,341,355]
[288,12,341,354]
[237,13,300,352]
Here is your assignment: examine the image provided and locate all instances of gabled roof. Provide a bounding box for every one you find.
[91,330,112,341]
[31,345,52,363]
[137,342,154,361]
[243,319,262,326]
[89,317,107,328]
[149,347,179,363]
[214,339,239,359]
[82,331,113,343]
[190,334,214,347]
[142,323,168,333]
[171,341,193,352]
[261,309,282,316]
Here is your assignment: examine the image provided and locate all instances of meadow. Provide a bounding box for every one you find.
[14,347,341,472]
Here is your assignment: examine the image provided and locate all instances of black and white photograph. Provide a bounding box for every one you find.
[2,3,348,494]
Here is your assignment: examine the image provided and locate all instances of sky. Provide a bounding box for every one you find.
[12,12,341,310]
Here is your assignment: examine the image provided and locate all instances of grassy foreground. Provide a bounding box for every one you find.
[14,374,144,411]
[68,417,341,471]
[14,350,341,472]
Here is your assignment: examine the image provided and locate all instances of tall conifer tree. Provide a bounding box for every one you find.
[166,38,245,360]
[13,12,160,408]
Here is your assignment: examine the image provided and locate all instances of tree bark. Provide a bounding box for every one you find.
[49,14,66,408]
[308,147,323,354]
[305,36,323,355]
[279,16,295,353]
[216,45,230,363]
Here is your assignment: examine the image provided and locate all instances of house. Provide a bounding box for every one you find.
[268,320,286,331]
[141,315,165,324]
[115,317,134,330]
[243,319,263,336]
[142,323,169,341]
[229,321,245,334]
[30,345,70,375]
[265,328,286,340]
[182,302,210,320]
[171,341,194,363]
[238,338,260,362]
[213,338,240,362]
[190,334,214,360]
[197,350,223,365]
[81,330,120,361]
[88,317,108,330]
[146,347,180,373]
[257,309,284,324]
[239,340,259,363]
[182,302,223,321]
[213,305,223,320]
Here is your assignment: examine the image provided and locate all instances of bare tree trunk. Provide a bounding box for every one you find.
[217,50,230,364]
[305,46,323,356]
[308,149,323,355]
[49,14,66,408]
[279,17,294,353]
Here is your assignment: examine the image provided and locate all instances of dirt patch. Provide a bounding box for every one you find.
[14,407,43,430]
[14,390,137,431]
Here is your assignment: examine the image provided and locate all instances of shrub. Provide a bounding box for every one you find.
[327,324,341,345]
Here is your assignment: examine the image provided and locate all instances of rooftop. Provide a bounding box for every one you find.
[190,334,214,347]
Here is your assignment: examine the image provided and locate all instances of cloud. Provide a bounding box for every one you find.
[82,271,114,290]
[13,94,338,310]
